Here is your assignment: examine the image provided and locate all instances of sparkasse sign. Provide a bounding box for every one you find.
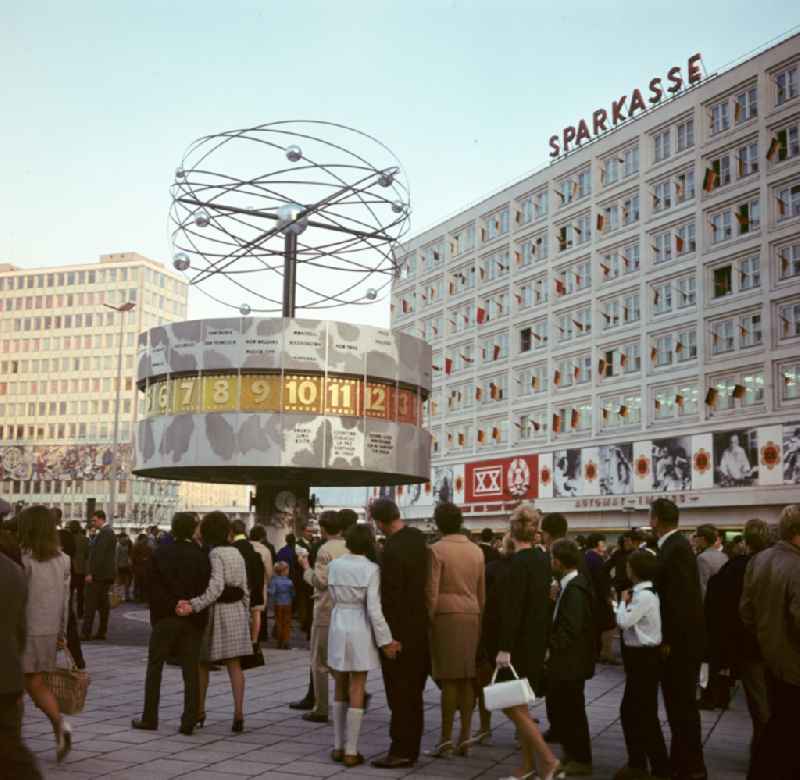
[548,53,703,157]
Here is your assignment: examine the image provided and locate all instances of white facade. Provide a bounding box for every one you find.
[391,34,800,530]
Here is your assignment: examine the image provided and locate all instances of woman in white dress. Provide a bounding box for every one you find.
[327,524,399,767]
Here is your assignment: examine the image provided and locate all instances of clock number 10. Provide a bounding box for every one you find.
[285,379,318,406]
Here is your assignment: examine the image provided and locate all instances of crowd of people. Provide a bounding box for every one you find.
[0,499,797,780]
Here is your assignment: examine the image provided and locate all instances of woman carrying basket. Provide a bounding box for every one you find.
[18,506,74,762]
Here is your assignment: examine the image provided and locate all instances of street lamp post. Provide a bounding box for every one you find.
[103,301,136,523]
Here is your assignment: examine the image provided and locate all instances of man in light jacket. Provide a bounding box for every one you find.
[741,504,800,780]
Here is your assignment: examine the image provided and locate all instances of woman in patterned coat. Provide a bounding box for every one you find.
[180,511,251,732]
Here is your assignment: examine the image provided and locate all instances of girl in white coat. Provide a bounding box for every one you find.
[327,524,400,767]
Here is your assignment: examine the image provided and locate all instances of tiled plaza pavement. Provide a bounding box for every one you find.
[23,610,751,780]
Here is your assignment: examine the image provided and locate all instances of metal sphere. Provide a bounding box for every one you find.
[378,169,395,188]
[239,303,252,316]
[172,252,191,272]
[365,288,378,300]
[277,203,307,235]
[175,167,185,179]
[285,145,303,163]
[391,201,405,214]
[194,209,210,228]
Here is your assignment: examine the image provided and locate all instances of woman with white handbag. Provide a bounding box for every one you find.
[491,504,561,780]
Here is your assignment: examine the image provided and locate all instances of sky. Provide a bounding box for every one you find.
[2,1,798,327]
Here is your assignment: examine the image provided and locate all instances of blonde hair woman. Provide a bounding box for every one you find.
[494,503,560,780]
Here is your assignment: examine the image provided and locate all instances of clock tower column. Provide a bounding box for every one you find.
[253,482,312,540]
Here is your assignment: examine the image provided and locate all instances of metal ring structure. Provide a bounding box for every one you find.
[169,121,412,315]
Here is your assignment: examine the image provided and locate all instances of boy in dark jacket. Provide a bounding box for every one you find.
[547,539,595,776]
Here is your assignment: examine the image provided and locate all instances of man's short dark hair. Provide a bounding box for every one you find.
[743,518,770,553]
[231,518,247,536]
[778,504,800,543]
[434,502,463,535]
[586,533,606,549]
[651,498,679,528]
[171,512,198,541]
[285,533,296,546]
[625,528,645,543]
[541,513,568,540]
[627,549,659,583]
[337,508,358,532]
[480,528,494,543]
[200,511,230,547]
[51,507,63,525]
[319,510,339,535]
[370,499,400,527]
[695,524,718,546]
[93,510,107,522]
[249,524,267,543]
[551,539,581,570]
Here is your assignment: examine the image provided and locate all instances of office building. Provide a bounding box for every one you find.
[390,33,800,529]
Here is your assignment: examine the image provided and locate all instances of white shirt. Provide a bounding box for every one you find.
[553,570,579,622]
[614,580,661,647]
[657,528,679,549]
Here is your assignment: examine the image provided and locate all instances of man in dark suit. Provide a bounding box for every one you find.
[548,539,595,776]
[650,498,707,780]
[0,553,42,778]
[132,512,212,735]
[370,498,429,769]
[82,510,117,641]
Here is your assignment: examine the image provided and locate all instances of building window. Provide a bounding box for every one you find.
[515,410,547,442]
[653,180,672,212]
[653,282,673,315]
[782,361,800,402]
[622,193,639,225]
[776,64,798,106]
[778,242,800,280]
[737,142,759,178]
[675,222,696,256]
[739,255,760,291]
[676,275,696,308]
[740,312,763,349]
[735,87,757,123]
[776,183,800,222]
[624,146,639,178]
[710,100,730,134]
[675,169,695,204]
[711,319,736,354]
[708,369,765,413]
[602,156,620,186]
[600,393,641,429]
[653,231,672,264]
[710,210,733,243]
[653,382,699,420]
[768,124,800,164]
[676,328,698,362]
[778,300,800,340]
[709,153,732,188]
[676,117,695,152]
[654,129,671,162]
[713,265,733,298]
[449,224,475,258]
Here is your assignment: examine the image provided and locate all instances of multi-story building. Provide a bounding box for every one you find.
[390,34,800,530]
[0,251,244,529]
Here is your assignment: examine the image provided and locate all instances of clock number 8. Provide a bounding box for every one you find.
[213,379,230,405]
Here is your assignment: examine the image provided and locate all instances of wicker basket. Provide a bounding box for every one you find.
[110,586,125,609]
[43,649,91,715]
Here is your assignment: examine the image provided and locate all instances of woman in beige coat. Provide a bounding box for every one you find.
[426,502,485,757]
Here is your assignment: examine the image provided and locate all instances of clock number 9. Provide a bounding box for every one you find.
[251,379,270,403]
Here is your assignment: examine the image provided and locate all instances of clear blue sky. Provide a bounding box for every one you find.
[2,1,798,323]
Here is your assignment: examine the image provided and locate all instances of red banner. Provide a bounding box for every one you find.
[465,454,539,503]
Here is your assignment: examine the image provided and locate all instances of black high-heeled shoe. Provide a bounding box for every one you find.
[196,712,206,728]
[232,717,244,733]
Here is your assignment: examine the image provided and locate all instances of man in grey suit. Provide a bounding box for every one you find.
[0,554,42,779]
[694,525,727,599]
[82,510,118,641]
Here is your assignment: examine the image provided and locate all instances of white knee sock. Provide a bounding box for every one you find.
[345,707,365,756]
[332,702,347,751]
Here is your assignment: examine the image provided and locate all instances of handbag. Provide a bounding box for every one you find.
[482,663,535,711]
[110,585,125,609]
[240,643,265,671]
[43,648,91,715]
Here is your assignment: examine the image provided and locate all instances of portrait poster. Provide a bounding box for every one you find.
[713,428,758,487]
[432,464,454,504]
[538,451,554,499]
[783,422,800,485]
[553,449,582,497]
[599,443,633,495]
[582,446,601,496]
[632,440,653,493]
[652,436,692,492]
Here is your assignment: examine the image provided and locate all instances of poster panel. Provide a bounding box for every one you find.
[652,436,692,492]
[757,426,783,486]
[632,440,653,493]
[691,433,714,491]
[784,422,800,485]
[538,452,554,499]
[599,443,633,496]
[464,454,538,503]
[553,449,582,497]
[713,428,758,487]
[582,446,600,496]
